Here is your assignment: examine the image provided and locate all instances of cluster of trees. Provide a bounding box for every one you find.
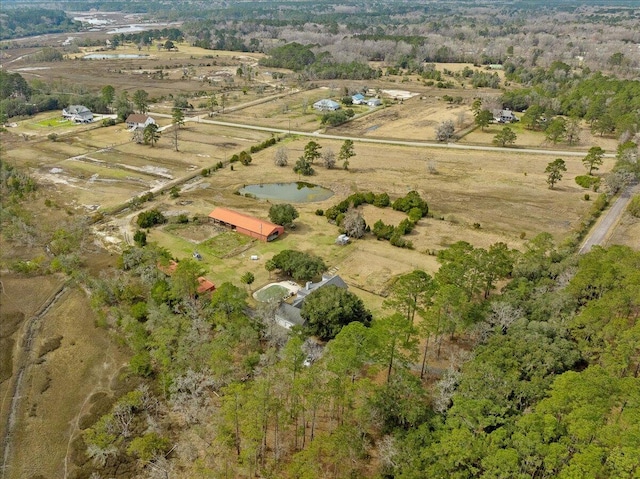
[391,245,640,478]
[323,189,428,249]
[259,42,380,80]
[267,249,327,281]
[503,68,640,140]
[292,140,355,176]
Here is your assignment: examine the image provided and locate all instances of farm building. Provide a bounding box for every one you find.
[367,98,382,107]
[126,114,156,130]
[62,105,93,123]
[208,207,284,242]
[275,274,348,329]
[313,99,341,111]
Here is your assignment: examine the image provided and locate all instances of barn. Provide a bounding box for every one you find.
[208,207,285,242]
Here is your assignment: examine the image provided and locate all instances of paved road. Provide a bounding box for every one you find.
[579,183,639,254]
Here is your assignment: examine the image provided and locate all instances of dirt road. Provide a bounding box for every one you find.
[579,184,639,254]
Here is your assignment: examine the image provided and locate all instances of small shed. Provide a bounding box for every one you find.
[367,98,382,107]
[336,234,350,245]
[197,277,216,294]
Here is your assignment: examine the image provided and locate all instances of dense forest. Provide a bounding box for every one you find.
[0,8,81,40]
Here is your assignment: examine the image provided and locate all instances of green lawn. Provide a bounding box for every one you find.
[33,117,75,128]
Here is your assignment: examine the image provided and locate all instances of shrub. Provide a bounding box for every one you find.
[373,192,390,207]
[133,230,147,246]
[102,118,116,127]
[137,209,166,228]
[315,209,324,216]
[628,194,640,218]
[584,194,590,201]
[575,175,600,190]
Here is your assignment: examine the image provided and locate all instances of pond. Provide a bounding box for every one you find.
[238,182,334,203]
[83,53,150,59]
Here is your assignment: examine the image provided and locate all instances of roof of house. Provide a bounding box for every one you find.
[352,93,365,100]
[126,113,153,124]
[197,277,216,294]
[65,105,91,114]
[276,302,305,327]
[158,260,179,275]
[313,99,341,109]
[208,207,283,237]
[296,274,348,299]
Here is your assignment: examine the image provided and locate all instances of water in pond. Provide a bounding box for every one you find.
[239,182,334,203]
[84,53,149,59]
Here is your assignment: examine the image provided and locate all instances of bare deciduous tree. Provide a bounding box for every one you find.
[342,208,367,238]
[322,147,336,169]
[274,147,288,167]
[435,120,455,142]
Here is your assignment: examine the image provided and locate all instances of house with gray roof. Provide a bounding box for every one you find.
[275,274,348,329]
[62,105,93,123]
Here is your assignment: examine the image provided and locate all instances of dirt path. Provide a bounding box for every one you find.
[1,284,67,479]
[579,183,639,254]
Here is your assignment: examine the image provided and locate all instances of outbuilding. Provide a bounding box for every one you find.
[208,207,284,242]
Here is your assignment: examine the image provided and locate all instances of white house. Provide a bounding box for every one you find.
[62,105,93,123]
[313,99,341,111]
[126,114,156,130]
[367,98,382,107]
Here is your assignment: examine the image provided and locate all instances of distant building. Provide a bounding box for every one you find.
[208,207,284,242]
[351,93,365,104]
[313,99,341,111]
[126,114,156,130]
[366,98,382,107]
[494,109,518,123]
[62,105,93,123]
[275,274,348,329]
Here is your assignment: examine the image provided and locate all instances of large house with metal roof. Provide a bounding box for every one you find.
[62,105,93,123]
[313,99,341,111]
[208,207,284,242]
[275,274,348,329]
